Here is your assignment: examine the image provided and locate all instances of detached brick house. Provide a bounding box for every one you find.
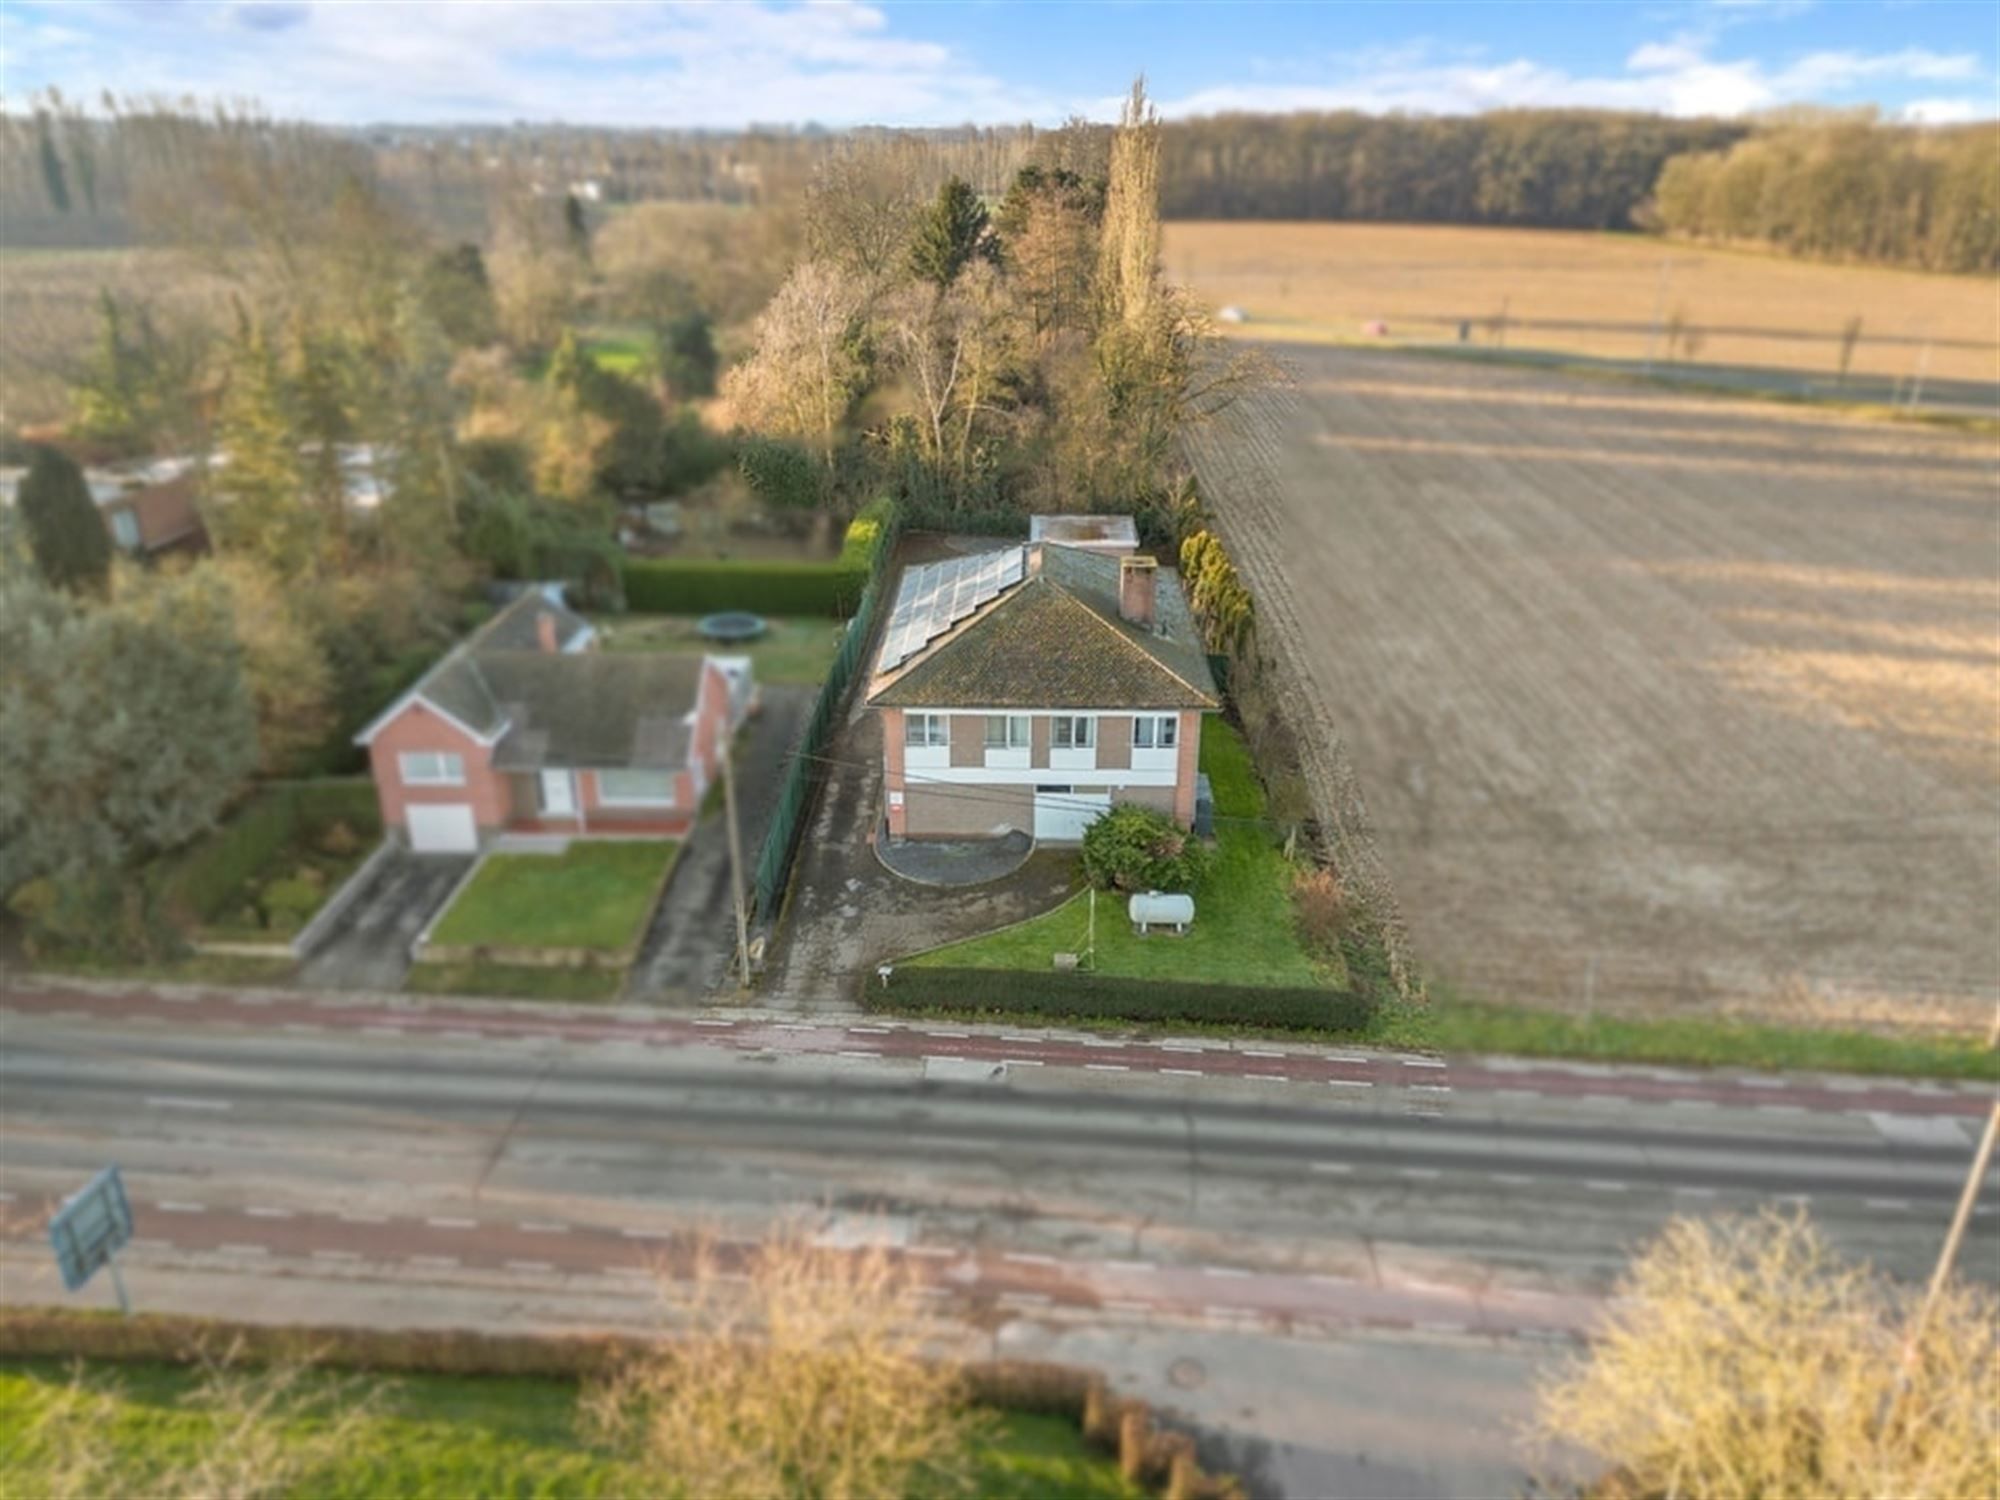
[866,527,1219,843]
[356,589,752,852]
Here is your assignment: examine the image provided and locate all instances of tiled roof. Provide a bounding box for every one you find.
[485,653,702,771]
[868,544,1219,710]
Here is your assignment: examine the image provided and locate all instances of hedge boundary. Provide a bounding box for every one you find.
[0,1310,1242,1500]
[620,497,895,618]
[871,964,1374,1033]
[162,780,382,935]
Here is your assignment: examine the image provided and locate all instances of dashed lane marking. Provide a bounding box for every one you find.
[838,1050,880,1060]
[157,1201,206,1213]
[692,1019,734,1028]
[1083,1063,1129,1073]
[1327,1079,1371,1088]
[847,1025,891,1035]
[1241,1050,1286,1059]
[519,1221,571,1234]
[506,1260,556,1273]
[1002,1058,1044,1067]
[1157,1043,1205,1053]
[426,1217,478,1229]
[1401,1057,1447,1069]
[146,1096,231,1112]
[1245,1074,1289,1084]
[1201,1266,1252,1278]
[1866,1198,1913,1211]
[1584,1180,1629,1193]
[1160,1068,1204,1078]
[245,1207,295,1219]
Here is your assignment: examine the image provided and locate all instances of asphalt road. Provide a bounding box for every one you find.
[2,993,1992,1496]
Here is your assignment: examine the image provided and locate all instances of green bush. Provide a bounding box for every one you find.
[260,876,322,932]
[1079,804,1210,894]
[656,409,731,496]
[873,965,1373,1033]
[737,435,824,510]
[163,781,380,927]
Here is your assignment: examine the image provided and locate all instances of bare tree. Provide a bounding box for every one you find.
[1536,1211,1998,1498]
[583,1225,980,1500]
[721,260,869,450]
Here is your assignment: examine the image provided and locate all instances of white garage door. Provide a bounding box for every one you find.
[407,803,478,854]
[1033,789,1112,843]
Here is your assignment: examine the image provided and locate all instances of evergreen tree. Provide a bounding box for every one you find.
[209,323,316,576]
[564,191,591,262]
[908,176,990,288]
[18,446,110,596]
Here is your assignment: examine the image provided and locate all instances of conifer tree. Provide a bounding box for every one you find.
[908,176,990,288]
[18,446,110,596]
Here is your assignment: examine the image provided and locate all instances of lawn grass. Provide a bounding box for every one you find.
[0,1360,1140,1500]
[1411,991,2000,1081]
[31,952,300,987]
[592,612,845,685]
[404,961,627,1002]
[427,842,677,953]
[910,722,1332,988]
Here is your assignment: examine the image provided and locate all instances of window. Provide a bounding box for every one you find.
[597,770,676,806]
[108,508,141,551]
[398,751,464,786]
[905,713,949,749]
[1051,716,1095,750]
[984,715,1029,749]
[1132,715,1179,750]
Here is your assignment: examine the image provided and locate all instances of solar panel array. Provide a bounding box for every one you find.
[878,546,1026,671]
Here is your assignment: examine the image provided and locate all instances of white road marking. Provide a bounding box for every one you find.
[1080,1038,1125,1049]
[837,1050,880,1060]
[245,1207,294,1219]
[1160,1068,1204,1078]
[1157,1043,1205,1053]
[1408,1084,1452,1094]
[692,1019,734,1028]
[925,1030,971,1040]
[924,1054,967,1064]
[1001,1058,1044,1067]
[426,1216,478,1229]
[1242,1049,1286,1059]
[1311,1162,1354,1175]
[1865,1198,1912,1211]
[146,1096,231,1112]
[506,1260,556,1273]
[1325,1053,1371,1065]
[1003,1252,1057,1266]
[1084,1063,1129,1073]
[156,1201,206,1213]
[1104,1259,1156,1273]
[848,1025,892,1035]
[1401,1057,1447,1069]
[1201,1266,1252,1278]
[519,1221,571,1234]
[1245,1074,1289,1084]
[1327,1078,1371,1089]
[1584,1180,1629,1193]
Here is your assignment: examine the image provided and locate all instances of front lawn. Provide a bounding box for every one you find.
[592,612,844,685]
[0,1360,1142,1500]
[427,841,677,953]
[910,722,1332,989]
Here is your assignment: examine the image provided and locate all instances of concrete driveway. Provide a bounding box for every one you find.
[625,684,814,1003]
[296,848,472,992]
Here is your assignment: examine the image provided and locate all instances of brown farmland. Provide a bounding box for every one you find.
[1163,222,2000,390]
[1183,346,2000,1030]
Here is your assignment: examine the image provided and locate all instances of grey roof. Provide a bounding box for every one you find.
[485,653,703,771]
[1028,514,1139,551]
[378,587,708,770]
[867,543,1219,711]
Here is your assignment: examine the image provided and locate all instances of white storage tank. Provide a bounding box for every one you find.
[1128,890,1195,935]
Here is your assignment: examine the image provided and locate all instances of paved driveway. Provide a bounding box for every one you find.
[625,684,814,1003]
[296,848,472,992]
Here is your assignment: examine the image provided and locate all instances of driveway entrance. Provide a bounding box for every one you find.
[296,848,472,991]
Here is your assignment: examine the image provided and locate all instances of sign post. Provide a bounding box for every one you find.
[48,1165,135,1315]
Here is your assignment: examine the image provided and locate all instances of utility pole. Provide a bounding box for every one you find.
[720,733,752,989]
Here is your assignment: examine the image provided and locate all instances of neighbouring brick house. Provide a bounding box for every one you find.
[356,588,753,852]
[866,525,1219,843]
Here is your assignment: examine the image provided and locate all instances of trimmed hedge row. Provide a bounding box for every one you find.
[163,780,380,926]
[871,965,1374,1033]
[620,497,896,618]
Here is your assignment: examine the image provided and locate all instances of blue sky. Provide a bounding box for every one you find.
[4,1,1994,127]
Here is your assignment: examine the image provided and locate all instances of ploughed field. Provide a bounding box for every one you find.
[1163,222,1999,395]
[1183,345,2000,1029]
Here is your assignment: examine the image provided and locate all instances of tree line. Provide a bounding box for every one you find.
[12,99,1995,272]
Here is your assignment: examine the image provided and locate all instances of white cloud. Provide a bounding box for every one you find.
[1901,97,1984,124]
[1155,36,1987,121]
[6,0,1063,127]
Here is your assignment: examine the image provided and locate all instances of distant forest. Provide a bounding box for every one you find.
[4,100,1995,272]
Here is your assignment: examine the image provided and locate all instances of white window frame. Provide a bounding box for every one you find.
[905,713,949,749]
[595,769,677,808]
[984,713,1030,770]
[1131,715,1179,750]
[399,750,465,787]
[1051,716,1095,750]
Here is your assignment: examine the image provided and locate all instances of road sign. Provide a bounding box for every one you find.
[48,1165,134,1311]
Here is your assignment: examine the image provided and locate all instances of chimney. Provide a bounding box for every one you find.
[1118,555,1158,629]
[535,610,559,653]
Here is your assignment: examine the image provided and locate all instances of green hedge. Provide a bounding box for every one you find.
[620,497,897,618]
[164,781,380,926]
[870,965,1374,1034]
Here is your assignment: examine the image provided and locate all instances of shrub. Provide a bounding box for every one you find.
[656,408,731,497]
[1291,866,1347,960]
[874,965,1373,1034]
[737,434,824,510]
[317,820,362,858]
[1079,804,1210,893]
[163,782,380,928]
[260,877,323,931]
